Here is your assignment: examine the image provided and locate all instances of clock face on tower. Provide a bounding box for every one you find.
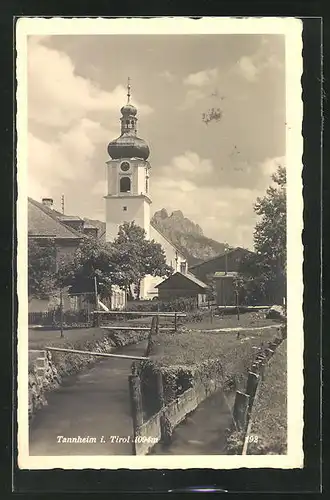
[120,161,130,172]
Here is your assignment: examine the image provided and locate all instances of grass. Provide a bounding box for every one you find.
[28,312,278,350]
[247,339,287,455]
[183,311,279,331]
[149,325,280,369]
[28,327,112,350]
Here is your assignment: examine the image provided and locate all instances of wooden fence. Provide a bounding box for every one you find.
[28,309,92,327]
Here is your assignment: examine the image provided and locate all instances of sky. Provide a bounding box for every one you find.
[27,34,286,249]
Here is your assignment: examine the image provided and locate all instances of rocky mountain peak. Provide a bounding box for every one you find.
[151,209,227,265]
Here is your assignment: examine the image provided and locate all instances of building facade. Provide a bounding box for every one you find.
[28,197,126,313]
[104,80,186,299]
[155,271,209,307]
[189,247,252,284]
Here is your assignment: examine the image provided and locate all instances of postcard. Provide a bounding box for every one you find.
[16,16,304,469]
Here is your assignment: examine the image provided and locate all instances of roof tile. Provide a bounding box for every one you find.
[28,198,82,239]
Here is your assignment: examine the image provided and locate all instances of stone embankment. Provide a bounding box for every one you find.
[28,329,149,420]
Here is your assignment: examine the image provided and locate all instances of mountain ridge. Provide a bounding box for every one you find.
[151,209,229,266]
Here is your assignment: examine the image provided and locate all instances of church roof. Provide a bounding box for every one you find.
[150,223,186,260]
[107,78,150,161]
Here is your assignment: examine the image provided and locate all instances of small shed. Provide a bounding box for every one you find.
[213,271,238,306]
[155,271,209,307]
[189,247,252,283]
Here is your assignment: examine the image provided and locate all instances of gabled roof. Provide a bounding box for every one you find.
[150,223,186,260]
[189,246,253,270]
[155,271,208,290]
[28,198,83,240]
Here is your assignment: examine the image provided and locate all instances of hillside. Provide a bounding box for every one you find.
[151,209,228,265]
[85,210,228,266]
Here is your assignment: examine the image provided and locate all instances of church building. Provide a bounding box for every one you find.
[105,79,187,299]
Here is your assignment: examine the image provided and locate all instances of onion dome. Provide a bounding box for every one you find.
[107,135,150,160]
[107,77,150,160]
[120,103,137,116]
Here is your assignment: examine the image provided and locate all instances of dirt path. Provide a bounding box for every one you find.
[29,340,148,456]
[199,324,282,333]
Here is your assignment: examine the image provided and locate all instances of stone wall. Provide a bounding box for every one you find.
[28,330,149,420]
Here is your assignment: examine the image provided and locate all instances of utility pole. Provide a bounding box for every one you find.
[61,194,65,214]
[224,246,228,308]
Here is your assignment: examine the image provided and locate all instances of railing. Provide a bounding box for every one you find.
[92,310,187,332]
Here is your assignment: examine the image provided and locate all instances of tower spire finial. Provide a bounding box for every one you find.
[127,76,131,104]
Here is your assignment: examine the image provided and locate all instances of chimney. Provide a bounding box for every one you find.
[42,197,53,208]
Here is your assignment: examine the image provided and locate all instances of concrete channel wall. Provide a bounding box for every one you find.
[134,377,224,455]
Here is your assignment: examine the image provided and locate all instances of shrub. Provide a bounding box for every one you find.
[127,297,198,313]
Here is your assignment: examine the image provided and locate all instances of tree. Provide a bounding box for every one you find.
[112,221,173,299]
[238,165,286,305]
[56,223,173,302]
[28,238,57,299]
[56,236,117,301]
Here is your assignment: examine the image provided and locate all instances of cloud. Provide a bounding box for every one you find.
[27,36,153,207]
[28,36,153,128]
[151,151,265,249]
[180,89,208,109]
[233,39,284,83]
[236,56,259,82]
[260,156,286,178]
[91,179,107,196]
[160,70,175,83]
[158,151,213,180]
[28,119,114,199]
[184,68,218,87]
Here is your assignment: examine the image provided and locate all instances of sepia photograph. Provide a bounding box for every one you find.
[16,17,303,469]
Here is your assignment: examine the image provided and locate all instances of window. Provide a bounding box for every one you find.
[180,261,187,274]
[120,177,131,193]
[123,206,127,211]
[145,177,149,193]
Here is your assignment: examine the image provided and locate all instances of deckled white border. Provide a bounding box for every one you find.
[16,17,304,470]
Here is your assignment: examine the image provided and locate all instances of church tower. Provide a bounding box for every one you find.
[105,78,151,242]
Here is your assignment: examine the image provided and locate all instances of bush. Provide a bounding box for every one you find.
[127,297,198,313]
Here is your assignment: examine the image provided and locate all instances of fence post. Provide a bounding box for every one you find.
[155,370,165,412]
[128,363,143,455]
[174,313,177,332]
[145,316,158,357]
[235,290,240,321]
[232,391,250,431]
[246,371,260,416]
